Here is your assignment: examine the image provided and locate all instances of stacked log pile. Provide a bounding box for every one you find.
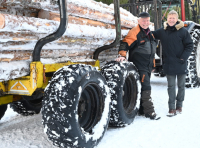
[0,0,142,82]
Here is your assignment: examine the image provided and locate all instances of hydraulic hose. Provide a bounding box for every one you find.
[32,0,68,62]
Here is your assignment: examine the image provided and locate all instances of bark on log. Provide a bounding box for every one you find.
[0,42,97,51]
[67,3,136,28]
[38,9,135,29]
[0,50,93,62]
[0,0,130,18]
[0,13,58,33]
[0,27,129,49]
[0,13,130,38]
[0,46,118,62]
[0,9,127,31]
[38,10,127,29]
[0,36,115,51]
[0,32,114,43]
[0,32,44,41]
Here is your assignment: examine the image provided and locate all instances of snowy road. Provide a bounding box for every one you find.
[0,75,200,148]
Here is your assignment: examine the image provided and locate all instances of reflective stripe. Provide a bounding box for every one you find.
[141,74,145,83]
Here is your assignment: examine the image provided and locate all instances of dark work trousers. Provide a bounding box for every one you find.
[138,71,154,114]
[166,74,186,110]
[138,71,151,91]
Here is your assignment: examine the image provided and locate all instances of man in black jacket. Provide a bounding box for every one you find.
[116,12,159,120]
[153,10,193,116]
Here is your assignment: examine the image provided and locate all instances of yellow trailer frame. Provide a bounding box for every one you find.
[0,60,100,106]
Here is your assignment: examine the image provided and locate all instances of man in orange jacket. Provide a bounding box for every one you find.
[116,12,159,120]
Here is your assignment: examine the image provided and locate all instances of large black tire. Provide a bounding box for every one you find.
[101,61,141,127]
[10,92,43,116]
[0,104,7,120]
[42,64,111,148]
[186,28,200,88]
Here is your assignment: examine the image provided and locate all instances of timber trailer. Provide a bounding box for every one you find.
[0,0,141,147]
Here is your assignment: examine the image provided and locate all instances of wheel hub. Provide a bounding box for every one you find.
[78,98,86,117]
[78,84,103,133]
[123,74,137,114]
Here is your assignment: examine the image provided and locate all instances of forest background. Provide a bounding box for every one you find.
[95,0,199,24]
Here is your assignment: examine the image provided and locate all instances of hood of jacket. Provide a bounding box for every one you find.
[163,19,184,30]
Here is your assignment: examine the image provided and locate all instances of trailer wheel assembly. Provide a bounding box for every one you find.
[0,104,7,120]
[42,64,111,148]
[101,61,140,127]
[186,28,200,88]
[10,93,42,116]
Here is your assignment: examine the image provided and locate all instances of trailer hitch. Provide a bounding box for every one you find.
[32,0,68,62]
[93,0,121,60]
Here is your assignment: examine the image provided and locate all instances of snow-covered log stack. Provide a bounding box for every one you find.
[0,0,149,82]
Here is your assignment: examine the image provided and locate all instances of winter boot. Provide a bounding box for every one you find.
[167,109,176,117]
[145,112,159,120]
[176,107,182,114]
[141,90,160,120]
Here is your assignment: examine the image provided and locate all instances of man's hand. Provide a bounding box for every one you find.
[115,57,127,62]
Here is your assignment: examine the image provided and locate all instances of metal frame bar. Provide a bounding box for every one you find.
[93,0,121,60]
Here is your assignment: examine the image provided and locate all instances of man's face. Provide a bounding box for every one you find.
[167,14,178,26]
[138,17,150,29]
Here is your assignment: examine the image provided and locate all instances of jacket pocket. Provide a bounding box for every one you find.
[176,58,184,64]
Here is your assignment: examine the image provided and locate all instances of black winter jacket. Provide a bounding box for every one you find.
[153,20,193,75]
[119,25,157,72]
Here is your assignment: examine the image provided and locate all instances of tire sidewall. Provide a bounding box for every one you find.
[101,61,141,126]
[186,28,200,87]
[115,65,140,123]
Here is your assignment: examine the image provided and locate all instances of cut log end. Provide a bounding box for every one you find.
[0,14,5,29]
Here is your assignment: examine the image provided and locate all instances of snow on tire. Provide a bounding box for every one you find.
[101,61,141,127]
[0,104,7,120]
[10,97,42,116]
[42,64,111,148]
[186,28,200,88]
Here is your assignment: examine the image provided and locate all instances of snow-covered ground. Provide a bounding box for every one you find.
[0,75,200,148]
